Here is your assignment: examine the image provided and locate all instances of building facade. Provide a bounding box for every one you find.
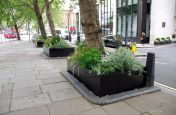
[75,0,176,44]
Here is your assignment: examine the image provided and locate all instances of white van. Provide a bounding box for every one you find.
[56,28,69,39]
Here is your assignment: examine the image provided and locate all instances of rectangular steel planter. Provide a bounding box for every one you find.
[36,41,44,47]
[67,60,146,97]
[44,47,74,57]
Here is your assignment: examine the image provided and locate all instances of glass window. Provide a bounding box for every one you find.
[127,15,132,37]
[118,0,121,7]
[122,16,126,37]
[133,0,138,4]
[132,14,137,37]
[117,16,121,35]
[128,0,132,5]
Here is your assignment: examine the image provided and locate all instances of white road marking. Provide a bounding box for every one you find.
[155,82,176,92]
[155,62,167,65]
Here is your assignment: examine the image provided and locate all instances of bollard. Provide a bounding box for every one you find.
[77,32,80,44]
[69,32,72,42]
[145,52,155,87]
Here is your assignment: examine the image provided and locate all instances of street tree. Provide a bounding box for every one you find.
[78,0,104,53]
[0,0,35,40]
[44,0,56,36]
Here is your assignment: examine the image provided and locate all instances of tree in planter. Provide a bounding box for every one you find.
[78,0,105,54]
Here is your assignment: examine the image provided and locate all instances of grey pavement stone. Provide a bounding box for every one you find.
[10,76,37,83]
[12,86,42,98]
[142,91,176,105]
[4,105,50,115]
[37,72,61,79]
[10,93,51,111]
[74,108,108,115]
[102,101,140,115]
[41,82,72,93]
[149,103,176,115]
[47,97,94,115]
[0,78,10,85]
[3,84,13,91]
[49,87,81,102]
[15,72,38,77]
[13,80,43,89]
[39,70,60,76]
[0,99,11,114]
[124,94,162,113]
[0,85,2,94]
[0,90,12,100]
[42,76,66,85]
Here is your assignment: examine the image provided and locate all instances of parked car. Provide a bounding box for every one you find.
[102,35,131,48]
[56,29,69,40]
[4,28,16,38]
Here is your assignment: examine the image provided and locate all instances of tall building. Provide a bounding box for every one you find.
[75,0,176,44]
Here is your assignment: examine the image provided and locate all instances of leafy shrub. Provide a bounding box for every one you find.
[70,43,101,70]
[91,47,144,76]
[70,45,144,76]
[44,36,70,48]
[36,35,47,42]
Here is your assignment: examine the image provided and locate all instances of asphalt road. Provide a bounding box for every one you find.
[137,44,176,89]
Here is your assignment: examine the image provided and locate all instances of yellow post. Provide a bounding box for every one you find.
[132,46,136,53]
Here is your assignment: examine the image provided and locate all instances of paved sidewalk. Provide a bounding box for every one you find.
[0,41,176,115]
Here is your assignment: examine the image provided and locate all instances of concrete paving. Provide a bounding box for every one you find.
[0,40,176,115]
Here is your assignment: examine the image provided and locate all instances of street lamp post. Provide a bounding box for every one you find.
[124,0,128,46]
[28,21,30,43]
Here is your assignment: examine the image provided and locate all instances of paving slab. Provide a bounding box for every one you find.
[41,82,72,93]
[47,97,94,115]
[149,103,176,115]
[0,90,12,100]
[37,72,61,79]
[3,105,50,115]
[12,86,42,98]
[10,76,37,83]
[49,87,81,102]
[73,108,108,115]
[10,93,51,111]
[102,101,140,115]
[42,75,66,85]
[124,94,163,113]
[13,80,43,89]
[0,99,11,114]
[3,84,13,91]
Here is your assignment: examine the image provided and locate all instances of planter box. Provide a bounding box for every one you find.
[67,60,146,97]
[36,41,44,47]
[44,47,74,57]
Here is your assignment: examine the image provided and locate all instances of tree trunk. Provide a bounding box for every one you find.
[14,24,20,40]
[33,0,46,37]
[44,0,56,36]
[79,0,104,54]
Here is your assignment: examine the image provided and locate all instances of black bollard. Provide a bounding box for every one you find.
[145,52,155,87]
[77,32,80,44]
[69,32,72,42]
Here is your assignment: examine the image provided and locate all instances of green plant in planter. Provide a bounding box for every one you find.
[70,43,101,70]
[166,37,171,44]
[44,36,70,48]
[70,45,144,76]
[92,47,144,76]
[154,39,160,45]
[36,35,47,42]
[161,38,166,44]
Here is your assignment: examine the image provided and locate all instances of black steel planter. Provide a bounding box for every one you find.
[44,47,74,57]
[67,60,147,97]
[36,41,44,47]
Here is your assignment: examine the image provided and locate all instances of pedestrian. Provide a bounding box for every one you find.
[140,32,145,46]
